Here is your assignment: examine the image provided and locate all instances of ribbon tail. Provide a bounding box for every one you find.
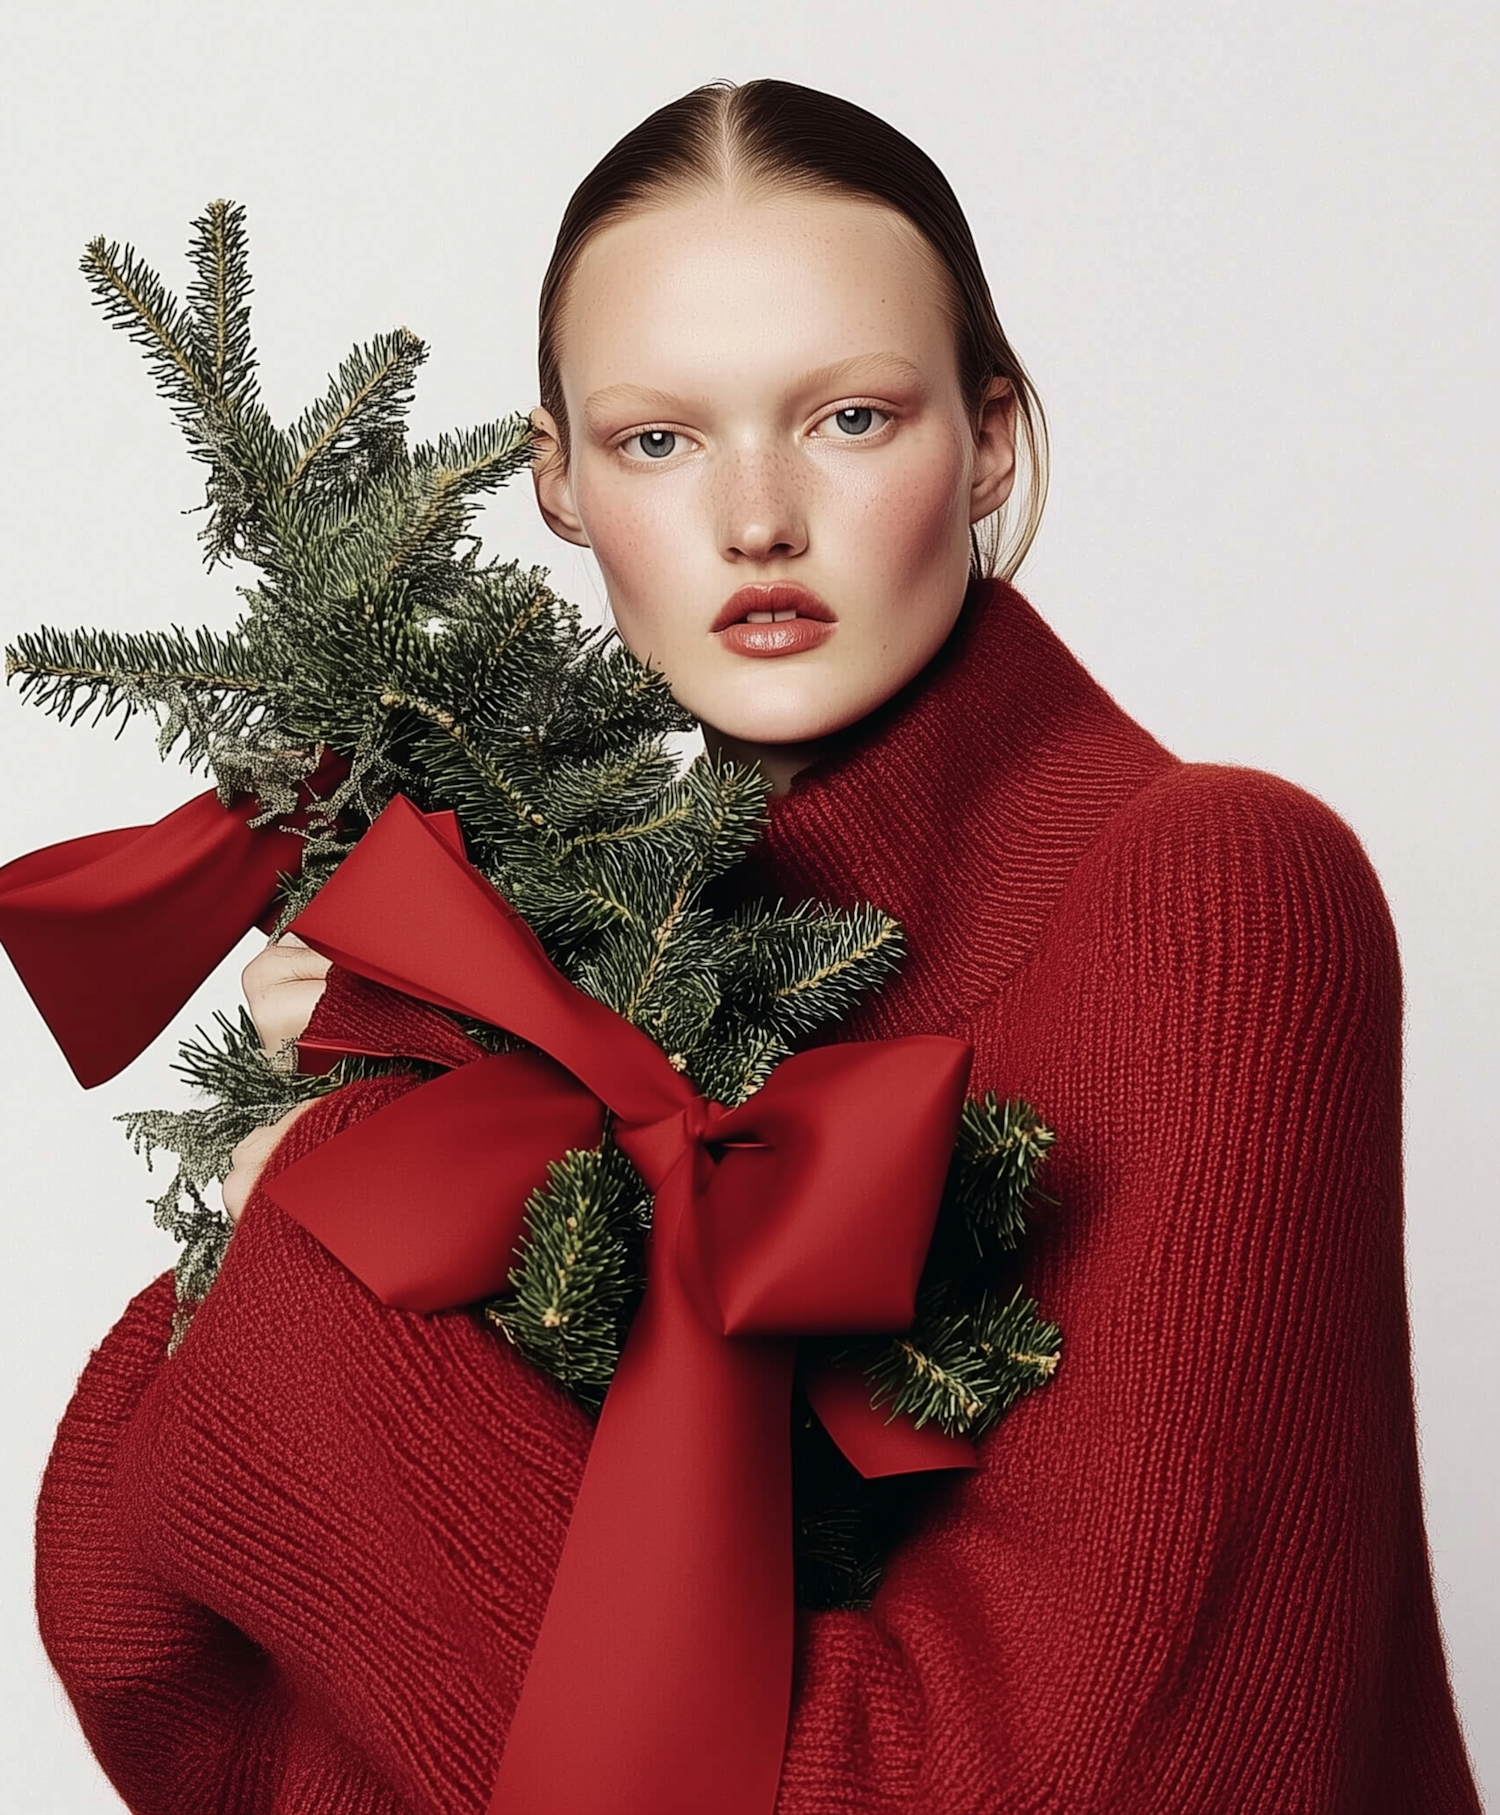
[490,1165,795,1815]
[804,1356,977,1478]
[0,787,309,1086]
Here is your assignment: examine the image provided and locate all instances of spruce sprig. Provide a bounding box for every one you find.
[8,202,1064,1607]
[117,1007,411,1351]
[485,1141,649,1408]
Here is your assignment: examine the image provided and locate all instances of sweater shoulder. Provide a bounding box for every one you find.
[38,1272,177,1526]
[1054,759,1403,1014]
[1105,758,1382,863]
[1096,759,1394,924]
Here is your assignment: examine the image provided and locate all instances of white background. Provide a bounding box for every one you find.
[2,2,1495,1806]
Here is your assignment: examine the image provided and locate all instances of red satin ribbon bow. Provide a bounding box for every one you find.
[0,752,347,1087]
[264,793,976,1815]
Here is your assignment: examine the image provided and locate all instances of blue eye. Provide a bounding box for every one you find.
[825,405,891,438]
[628,429,679,460]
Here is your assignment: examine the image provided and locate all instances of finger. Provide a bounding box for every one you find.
[255,978,333,1057]
[223,1125,281,1224]
[223,1102,318,1226]
[243,942,333,1055]
[268,934,331,972]
[244,941,332,989]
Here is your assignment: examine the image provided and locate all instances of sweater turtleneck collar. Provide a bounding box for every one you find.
[736,575,1180,1039]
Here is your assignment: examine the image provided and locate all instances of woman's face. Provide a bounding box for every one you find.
[530,189,1015,774]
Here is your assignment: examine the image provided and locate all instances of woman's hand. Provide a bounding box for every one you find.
[226,933,333,1224]
[242,933,331,1059]
[222,1101,318,1224]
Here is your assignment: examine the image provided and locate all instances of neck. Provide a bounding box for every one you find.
[701,726,849,797]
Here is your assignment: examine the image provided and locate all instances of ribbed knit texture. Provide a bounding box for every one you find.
[34,579,1483,1813]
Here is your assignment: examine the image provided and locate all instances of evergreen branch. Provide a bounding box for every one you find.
[122,1008,426,1349]
[613,757,770,1025]
[849,1280,1062,1440]
[185,199,256,408]
[946,1094,1058,1254]
[375,417,535,583]
[771,916,902,1008]
[484,1142,645,1409]
[716,901,904,1041]
[410,419,538,499]
[478,580,551,669]
[81,234,207,413]
[428,579,557,722]
[621,882,693,1027]
[284,330,425,495]
[545,876,641,930]
[560,799,696,851]
[693,1025,788,1109]
[199,204,235,394]
[889,1335,985,1423]
[386,694,548,830]
[537,740,680,836]
[170,1006,303,1099]
[6,625,269,732]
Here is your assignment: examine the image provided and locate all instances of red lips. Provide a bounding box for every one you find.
[711,584,837,659]
[710,584,837,632]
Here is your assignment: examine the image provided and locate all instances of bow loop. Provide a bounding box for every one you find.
[267,1050,606,1314]
[290,796,695,1133]
[692,1037,972,1339]
[0,750,348,1086]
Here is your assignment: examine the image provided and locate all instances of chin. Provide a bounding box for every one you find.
[695,682,886,750]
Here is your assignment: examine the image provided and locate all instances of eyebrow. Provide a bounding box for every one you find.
[581,352,927,430]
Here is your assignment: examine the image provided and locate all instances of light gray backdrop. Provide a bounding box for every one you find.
[2,2,1495,1806]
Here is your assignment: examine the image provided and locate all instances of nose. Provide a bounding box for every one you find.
[716,443,808,564]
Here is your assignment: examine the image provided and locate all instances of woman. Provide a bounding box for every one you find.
[36,78,1483,1814]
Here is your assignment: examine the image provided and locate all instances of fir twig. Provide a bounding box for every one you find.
[15,199,1066,1612]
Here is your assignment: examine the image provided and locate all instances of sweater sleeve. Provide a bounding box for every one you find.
[34,1270,293,1814]
[34,1077,428,1815]
[773,764,1482,1814]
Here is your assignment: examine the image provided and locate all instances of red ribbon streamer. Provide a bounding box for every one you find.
[265,794,976,1815]
[0,753,347,1086]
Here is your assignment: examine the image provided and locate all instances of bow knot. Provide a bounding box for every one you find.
[614,1090,728,1196]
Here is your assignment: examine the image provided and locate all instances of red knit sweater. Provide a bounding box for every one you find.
[35,579,1482,1813]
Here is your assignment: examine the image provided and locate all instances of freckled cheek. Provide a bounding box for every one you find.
[579,487,692,655]
[852,449,968,571]
[835,431,966,537]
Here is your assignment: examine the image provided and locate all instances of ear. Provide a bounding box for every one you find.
[969,378,1018,525]
[528,407,590,548]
